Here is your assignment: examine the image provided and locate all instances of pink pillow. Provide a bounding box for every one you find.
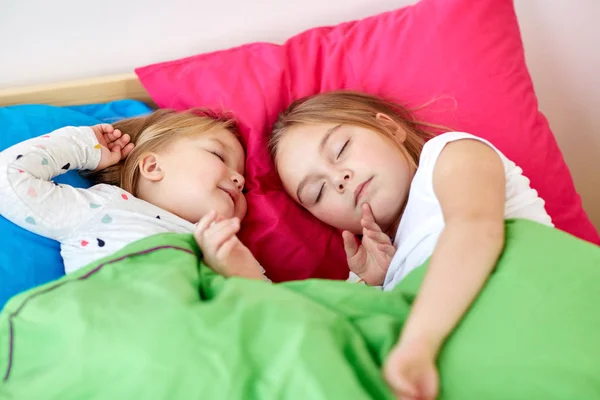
[136,0,600,282]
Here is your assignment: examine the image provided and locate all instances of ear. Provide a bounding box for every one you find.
[138,153,164,182]
[375,113,407,143]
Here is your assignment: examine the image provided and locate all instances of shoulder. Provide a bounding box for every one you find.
[418,132,484,171]
[421,132,507,170]
[435,138,503,178]
[432,136,506,208]
[422,132,488,155]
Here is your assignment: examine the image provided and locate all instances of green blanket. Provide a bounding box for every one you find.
[1,220,599,399]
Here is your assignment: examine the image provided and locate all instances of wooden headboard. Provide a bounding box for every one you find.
[0,73,154,107]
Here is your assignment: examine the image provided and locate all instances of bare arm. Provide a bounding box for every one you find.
[384,139,505,399]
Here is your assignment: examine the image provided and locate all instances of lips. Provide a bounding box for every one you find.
[354,177,373,206]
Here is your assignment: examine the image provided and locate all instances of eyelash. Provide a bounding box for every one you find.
[315,182,325,203]
[210,151,225,161]
[337,139,350,159]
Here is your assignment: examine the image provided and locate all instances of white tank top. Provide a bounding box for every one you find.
[383,132,553,290]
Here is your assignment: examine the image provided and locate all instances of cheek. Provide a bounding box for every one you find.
[194,161,226,184]
[238,197,248,219]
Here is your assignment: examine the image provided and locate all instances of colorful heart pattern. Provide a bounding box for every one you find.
[101,214,112,224]
[25,216,36,225]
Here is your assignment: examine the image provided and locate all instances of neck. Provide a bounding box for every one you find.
[136,180,169,213]
[384,157,417,240]
[384,198,407,240]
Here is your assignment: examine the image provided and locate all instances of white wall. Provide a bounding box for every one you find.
[515,0,600,231]
[1,0,598,230]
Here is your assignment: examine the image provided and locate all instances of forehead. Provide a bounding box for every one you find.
[277,122,338,155]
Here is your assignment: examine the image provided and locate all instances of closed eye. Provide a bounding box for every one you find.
[210,151,225,161]
[337,139,350,159]
[315,182,325,203]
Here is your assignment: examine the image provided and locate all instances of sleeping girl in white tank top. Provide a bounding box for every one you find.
[269,90,552,399]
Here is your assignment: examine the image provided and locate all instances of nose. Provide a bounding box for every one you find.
[332,170,352,193]
[231,172,245,191]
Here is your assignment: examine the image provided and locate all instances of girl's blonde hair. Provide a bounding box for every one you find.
[85,108,239,196]
[269,91,444,169]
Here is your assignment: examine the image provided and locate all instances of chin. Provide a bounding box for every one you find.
[371,202,400,232]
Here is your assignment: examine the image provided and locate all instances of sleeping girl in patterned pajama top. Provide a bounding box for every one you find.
[0,109,268,281]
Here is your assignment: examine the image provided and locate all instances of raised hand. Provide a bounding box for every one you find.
[342,203,395,285]
[90,124,135,171]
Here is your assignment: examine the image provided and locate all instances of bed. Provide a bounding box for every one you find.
[0,73,154,108]
[1,0,600,397]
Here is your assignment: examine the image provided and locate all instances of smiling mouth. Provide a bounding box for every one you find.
[354,177,373,206]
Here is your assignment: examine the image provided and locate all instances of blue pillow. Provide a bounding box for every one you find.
[0,100,152,309]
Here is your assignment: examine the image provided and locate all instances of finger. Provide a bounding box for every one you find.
[362,227,380,252]
[105,128,122,142]
[365,229,392,245]
[205,219,241,251]
[392,380,420,400]
[361,230,390,268]
[113,133,130,148]
[215,235,238,260]
[378,243,396,258]
[96,123,114,134]
[361,217,382,232]
[121,142,135,158]
[361,203,382,232]
[419,380,438,400]
[195,210,218,239]
[385,372,419,400]
[97,124,115,140]
[342,230,359,258]
[205,217,240,238]
[372,244,393,268]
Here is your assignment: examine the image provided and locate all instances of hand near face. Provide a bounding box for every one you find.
[342,203,395,285]
[90,124,135,171]
[194,210,266,281]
